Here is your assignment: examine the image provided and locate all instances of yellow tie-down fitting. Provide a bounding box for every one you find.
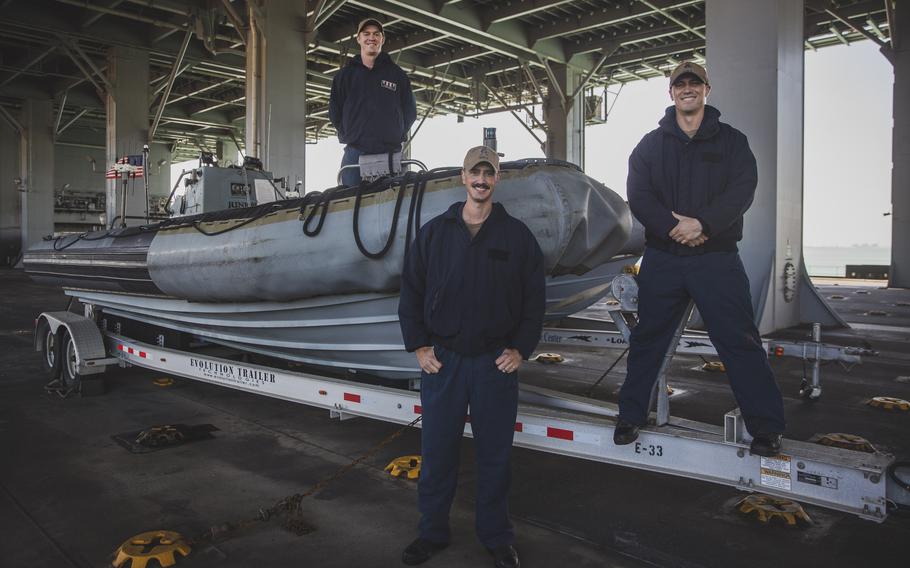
[111,530,191,568]
[385,455,422,480]
[736,494,811,526]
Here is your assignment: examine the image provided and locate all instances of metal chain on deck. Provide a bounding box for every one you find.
[188,414,423,545]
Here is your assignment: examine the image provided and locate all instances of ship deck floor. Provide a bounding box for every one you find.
[1,269,908,568]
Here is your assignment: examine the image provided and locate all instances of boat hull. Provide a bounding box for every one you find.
[68,255,636,380]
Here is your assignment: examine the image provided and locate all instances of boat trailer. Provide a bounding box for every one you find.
[33,278,910,523]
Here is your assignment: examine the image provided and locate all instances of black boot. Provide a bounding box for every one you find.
[613,419,640,445]
[749,433,783,457]
[402,538,448,565]
[488,544,520,568]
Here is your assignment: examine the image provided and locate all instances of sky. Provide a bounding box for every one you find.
[176,41,895,249]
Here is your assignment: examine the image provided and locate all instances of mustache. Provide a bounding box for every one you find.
[471,183,490,190]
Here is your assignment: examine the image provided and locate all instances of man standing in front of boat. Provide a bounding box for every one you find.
[398,146,545,568]
[329,17,417,187]
[612,61,786,456]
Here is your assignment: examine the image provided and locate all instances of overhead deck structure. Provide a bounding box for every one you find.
[0,1,891,159]
[0,0,903,329]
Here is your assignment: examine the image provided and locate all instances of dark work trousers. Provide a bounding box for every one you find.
[417,345,519,549]
[618,247,786,436]
[339,145,363,187]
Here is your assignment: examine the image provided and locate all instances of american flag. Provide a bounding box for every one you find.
[105,155,145,179]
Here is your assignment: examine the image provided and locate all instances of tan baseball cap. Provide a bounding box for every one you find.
[463,146,500,173]
[669,61,709,86]
[357,17,383,34]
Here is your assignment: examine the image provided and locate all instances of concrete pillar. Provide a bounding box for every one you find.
[19,99,55,251]
[246,0,307,184]
[542,63,585,169]
[0,116,20,263]
[891,3,910,287]
[706,0,841,333]
[106,46,150,227]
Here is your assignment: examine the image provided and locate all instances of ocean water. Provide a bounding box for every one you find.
[804,245,890,277]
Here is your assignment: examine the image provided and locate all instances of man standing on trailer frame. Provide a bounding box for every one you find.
[612,61,786,457]
[398,146,545,568]
[328,17,417,187]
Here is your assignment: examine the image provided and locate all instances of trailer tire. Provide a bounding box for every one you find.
[37,319,62,380]
[60,330,80,390]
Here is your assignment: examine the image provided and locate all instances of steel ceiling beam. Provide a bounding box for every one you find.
[350,0,570,65]
[0,45,57,89]
[565,23,700,58]
[483,0,576,26]
[638,0,704,39]
[82,0,125,29]
[422,45,493,68]
[529,0,701,43]
[150,26,194,141]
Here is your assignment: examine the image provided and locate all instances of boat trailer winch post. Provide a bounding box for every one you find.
[32,303,910,523]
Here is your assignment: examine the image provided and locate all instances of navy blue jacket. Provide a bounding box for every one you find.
[398,202,546,359]
[628,105,758,255]
[328,52,417,154]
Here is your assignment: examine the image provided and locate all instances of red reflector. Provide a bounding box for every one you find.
[775,346,784,357]
[318,390,327,396]
[139,351,147,358]
[547,427,574,441]
[118,345,124,351]
[128,347,134,354]
[514,423,523,432]
[414,405,422,414]
[343,393,361,403]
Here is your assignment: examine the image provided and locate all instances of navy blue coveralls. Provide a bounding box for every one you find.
[619,105,786,437]
[398,201,545,548]
[328,52,417,187]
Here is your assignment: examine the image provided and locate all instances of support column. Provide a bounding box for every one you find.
[542,63,585,169]
[245,0,307,185]
[891,3,909,287]
[106,46,149,227]
[707,0,841,333]
[0,113,21,262]
[19,99,55,251]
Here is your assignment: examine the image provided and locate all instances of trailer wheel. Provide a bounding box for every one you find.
[60,331,80,390]
[37,319,62,380]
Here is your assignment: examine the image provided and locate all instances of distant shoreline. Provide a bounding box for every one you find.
[804,245,890,278]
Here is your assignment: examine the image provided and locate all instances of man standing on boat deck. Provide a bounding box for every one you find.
[612,61,786,457]
[328,17,417,187]
[397,146,545,568]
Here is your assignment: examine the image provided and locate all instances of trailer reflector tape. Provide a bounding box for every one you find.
[139,351,147,358]
[343,393,361,403]
[128,347,134,354]
[414,405,422,414]
[547,427,574,441]
[516,424,598,444]
[118,344,124,351]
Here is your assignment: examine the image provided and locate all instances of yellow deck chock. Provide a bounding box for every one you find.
[112,530,191,568]
[385,456,422,480]
[531,353,564,364]
[153,377,174,387]
[868,397,910,411]
[816,433,877,453]
[702,361,726,373]
[736,494,811,526]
